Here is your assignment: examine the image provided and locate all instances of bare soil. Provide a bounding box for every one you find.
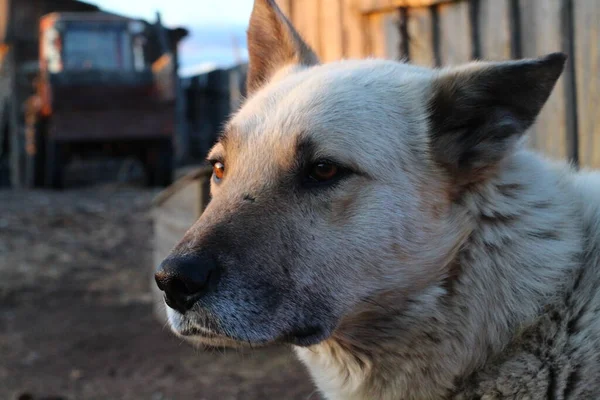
[0,186,316,400]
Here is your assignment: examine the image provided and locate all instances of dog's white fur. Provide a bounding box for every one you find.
[161,1,600,398]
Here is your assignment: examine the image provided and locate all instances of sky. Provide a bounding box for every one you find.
[89,0,254,74]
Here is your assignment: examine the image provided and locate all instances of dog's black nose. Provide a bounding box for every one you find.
[155,254,218,314]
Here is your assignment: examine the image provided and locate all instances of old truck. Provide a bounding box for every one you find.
[0,0,188,188]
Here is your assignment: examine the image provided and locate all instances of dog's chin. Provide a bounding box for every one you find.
[166,307,246,349]
[176,325,329,350]
[174,327,253,349]
[166,307,330,348]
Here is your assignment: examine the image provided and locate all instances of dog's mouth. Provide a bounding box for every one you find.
[167,307,329,348]
[178,323,327,348]
[177,326,219,338]
[166,310,246,348]
[176,326,250,348]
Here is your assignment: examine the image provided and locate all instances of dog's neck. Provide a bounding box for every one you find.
[295,150,584,400]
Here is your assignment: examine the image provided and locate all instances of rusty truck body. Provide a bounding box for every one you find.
[0,0,187,188]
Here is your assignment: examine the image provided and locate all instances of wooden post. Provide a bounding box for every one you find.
[438,0,472,65]
[574,0,599,168]
[342,0,368,58]
[295,0,322,55]
[477,0,511,61]
[360,0,455,13]
[519,0,568,161]
[320,0,345,61]
[383,11,403,60]
[367,13,388,57]
[561,0,579,166]
[276,0,293,18]
[407,6,436,66]
[366,11,403,60]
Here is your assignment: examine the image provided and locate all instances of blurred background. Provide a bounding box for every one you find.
[0,0,597,399]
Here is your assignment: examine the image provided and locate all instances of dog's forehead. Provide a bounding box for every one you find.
[224,60,433,165]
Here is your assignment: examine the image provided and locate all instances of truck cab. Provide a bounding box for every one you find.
[0,3,186,188]
[27,12,177,188]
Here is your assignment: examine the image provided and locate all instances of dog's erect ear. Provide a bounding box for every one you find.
[428,52,566,184]
[246,0,319,94]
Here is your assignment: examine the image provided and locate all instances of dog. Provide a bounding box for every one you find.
[154,0,600,398]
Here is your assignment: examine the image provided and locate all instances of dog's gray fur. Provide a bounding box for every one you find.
[162,1,600,398]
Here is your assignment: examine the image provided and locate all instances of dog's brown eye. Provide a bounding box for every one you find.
[212,162,225,181]
[309,162,339,182]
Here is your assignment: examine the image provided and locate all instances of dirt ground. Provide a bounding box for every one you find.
[0,185,316,400]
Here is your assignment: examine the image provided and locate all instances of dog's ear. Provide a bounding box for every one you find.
[246,0,319,94]
[428,52,566,185]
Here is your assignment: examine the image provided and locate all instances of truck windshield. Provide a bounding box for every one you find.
[62,26,133,71]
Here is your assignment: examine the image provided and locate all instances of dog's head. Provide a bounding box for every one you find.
[156,0,565,348]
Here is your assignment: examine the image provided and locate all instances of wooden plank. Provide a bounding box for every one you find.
[361,0,455,13]
[574,0,600,168]
[155,215,190,239]
[367,13,388,57]
[561,0,578,164]
[438,0,472,65]
[156,180,201,219]
[0,0,8,43]
[519,0,567,160]
[153,167,211,206]
[155,210,197,232]
[398,8,410,60]
[342,0,368,58]
[155,219,192,248]
[320,0,345,61]
[509,0,522,58]
[407,6,435,66]
[276,0,293,19]
[383,11,403,60]
[365,11,402,60]
[478,0,511,60]
[294,0,322,56]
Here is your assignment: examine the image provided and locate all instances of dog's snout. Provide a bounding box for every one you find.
[155,254,219,314]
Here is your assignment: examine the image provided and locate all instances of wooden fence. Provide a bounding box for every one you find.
[180,64,247,163]
[278,0,599,169]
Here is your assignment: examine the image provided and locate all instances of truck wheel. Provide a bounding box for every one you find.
[8,117,25,188]
[24,122,46,188]
[0,155,8,187]
[0,121,9,187]
[145,140,173,187]
[45,139,64,189]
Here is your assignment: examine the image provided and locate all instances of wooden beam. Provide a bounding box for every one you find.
[407,7,436,67]
[561,0,579,166]
[276,0,293,19]
[519,0,567,160]
[367,13,388,58]
[438,0,472,65]
[364,12,403,60]
[478,0,511,60]
[361,0,457,14]
[383,11,403,60]
[342,0,368,58]
[320,0,344,61]
[574,0,600,168]
[294,0,322,55]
